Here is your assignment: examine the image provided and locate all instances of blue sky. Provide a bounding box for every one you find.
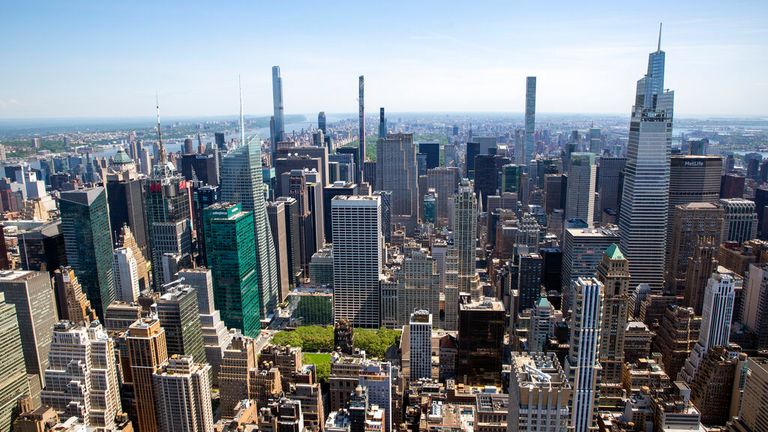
[1,0,766,118]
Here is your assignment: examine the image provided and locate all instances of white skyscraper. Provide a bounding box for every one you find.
[565,277,604,432]
[41,321,123,429]
[565,152,597,225]
[618,29,674,291]
[332,195,383,328]
[679,270,735,383]
[113,247,140,302]
[153,355,213,432]
[408,310,432,381]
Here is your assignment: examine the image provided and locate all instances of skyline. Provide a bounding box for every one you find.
[1,1,767,119]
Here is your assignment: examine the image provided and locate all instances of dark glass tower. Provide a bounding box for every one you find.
[59,186,115,319]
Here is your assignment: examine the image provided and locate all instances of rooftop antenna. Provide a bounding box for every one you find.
[657,22,663,52]
[156,91,166,165]
[239,75,246,147]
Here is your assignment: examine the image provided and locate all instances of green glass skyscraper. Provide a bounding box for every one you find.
[203,203,261,337]
[0,292,30,430]
[59,187,115,319]
[220,140,278,318]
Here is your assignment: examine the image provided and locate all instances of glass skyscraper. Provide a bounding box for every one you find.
[203,203,261,337]
[60,186,115,319]
[618,32,674,291]
[524,76,536,166]
[220,140,279,318]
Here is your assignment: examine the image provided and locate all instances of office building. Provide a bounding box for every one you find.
[105,149,148,255]
[16,220,66,276]
[544,174,567,214]
[742,263,768,349]
[597,156,626,215]
[323,181,358,243]
[41,321,122,429]
[0,292,30,431]
[689,347,742,426]
[456,297,505,385]
[426,167,460,224]
[127,318,168,432]
[220,140,279,318]
[683,237,719,314]
[59,187,115,319]
[117,225,150,292]
[595,244,630,408]
[507,352,571,432]
[266,200,291,302]
[518,252,543,312]
[156,282,205,363]
[419,142,440,170]
[561,226,620,312]
[720,173,744,199]
[52,267,94,326]
[153,355,213,432]
[408,310,432,381]
[733,357,768,432]
[204,203,261,337]
[332,195,382,328]
[667,202,724,291]
[524,76,536,165]
[680,271,735,384]
[145,159,193,289]
[565,277,603,432]
[454,179,480,296]
[395,247,441,327]
[565,152,596,225]
[112,247,140,303]
[720,198,758,244]
[653,305,701,378]
[619,36,675,291]
[376,133,419,219]
[0,271,56,402]
[271,66,285,148]
[218,335,258,419]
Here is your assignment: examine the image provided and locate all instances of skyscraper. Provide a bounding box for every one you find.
[0,271,57,402]
[618,29,675,291]
[408,310,432,381]
[454,179,479,297]
[595,244,630,408]
[52,266,95,325]
[204,203,261,337]
[456,297,505,385]
[112,247,140,303]
[41,321,122,429]
[358,75,365,185]
[153,355,213,432]
[332,195,383,328]
[105,148,148,256]
[743,263,768,349]
[378,107,387,139]
[524,76,536,165]
[156,282,205,363]
[597,156,626,215]
[0,292,30,431]
[566,277,603,432]
[679,271,735,383]
[272,66,285,149]
[376,133,419,221]
[318,111,326,134]
[565,152,597,225]
[59,187,115,319]
[127,318,168,432]
[220,137,279,318]
[267,200,291,302]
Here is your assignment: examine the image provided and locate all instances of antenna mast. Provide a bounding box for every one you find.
[657,22,663,52]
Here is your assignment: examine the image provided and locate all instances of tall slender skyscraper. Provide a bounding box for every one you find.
[60,187,115,319]
[524,76,536,166]
[318,111,327,134]
[566,277,604,432]
[378,107,387,139]
[220,85,279,318]
[454,179,479,297]
[332,195,382,328]
[272,66,285,150]
[358,75,365,185]
[618,27,674,291]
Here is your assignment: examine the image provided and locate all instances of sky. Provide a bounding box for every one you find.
[1,0,766,119]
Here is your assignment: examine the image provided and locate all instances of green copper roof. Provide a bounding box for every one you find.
[113,148,133,164]
[605,243,624,260]
[537,296,551,309]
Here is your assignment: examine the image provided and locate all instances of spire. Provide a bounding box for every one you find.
[155,91,166,165]
[239,75,245,147]
[657,22,663,52]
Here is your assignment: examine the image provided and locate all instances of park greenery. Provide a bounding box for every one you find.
[342,133,448,163]
[272,325,401,359]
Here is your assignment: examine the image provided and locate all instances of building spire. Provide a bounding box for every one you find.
[239,75,245,147]
[155,91,166,165]
[657,22,663,52]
